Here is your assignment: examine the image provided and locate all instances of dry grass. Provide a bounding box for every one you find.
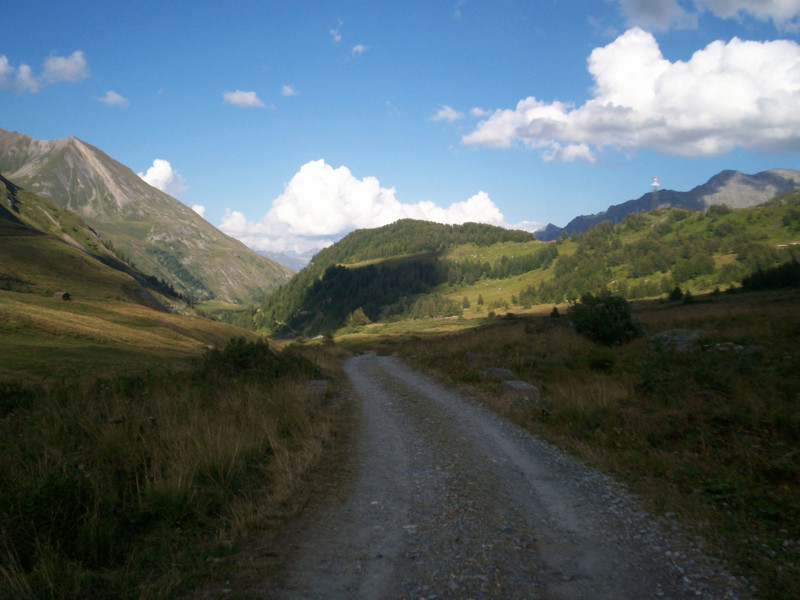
[0,340,348,600]
[388,290,800,600]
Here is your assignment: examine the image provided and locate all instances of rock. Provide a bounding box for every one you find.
[502,380,540,406]
[481,367,517,381]
[651,329,707,353]
[307,380,329,398]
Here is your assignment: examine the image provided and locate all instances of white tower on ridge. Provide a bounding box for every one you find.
[651,175,660,212]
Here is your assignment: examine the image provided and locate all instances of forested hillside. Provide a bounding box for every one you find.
[519,194,800,305]
[249,194,800,337]
[255,220,537,334]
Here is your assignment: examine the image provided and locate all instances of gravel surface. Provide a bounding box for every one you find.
[269,353,751,599]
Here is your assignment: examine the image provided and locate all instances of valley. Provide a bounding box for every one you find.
[1,140,799,598]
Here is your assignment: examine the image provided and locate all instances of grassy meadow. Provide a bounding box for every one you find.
[0,261,348,599]
[347,288,799,600]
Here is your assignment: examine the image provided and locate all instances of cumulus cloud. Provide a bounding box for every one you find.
[98,90,129,107]
[0,51,88,94]
[218,159,507,252]
[617,0,800,30]
[43,51,89,82]
[223,90,266,108]
[463,28,800,160]
[192,205,206,218]
[281,84,297,96]
[432,105,465,122]
[137,159,188,198]
[352,44,368,56]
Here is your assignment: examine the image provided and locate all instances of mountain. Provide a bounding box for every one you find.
[255,219,537,335]
[0,127,293,304]
[255,194,800,336]
[256,250,312,272]
[1,173,174,309]
[536,169,800,241]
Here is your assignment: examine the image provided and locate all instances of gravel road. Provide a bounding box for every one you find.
[270,353,751,599]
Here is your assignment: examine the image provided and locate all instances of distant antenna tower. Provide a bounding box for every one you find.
[651,175,660,212]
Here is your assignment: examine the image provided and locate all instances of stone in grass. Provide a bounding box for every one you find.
[481,367,518,381]
[502,380,541,406]
[307,380,329,398]
[651,329,707,353]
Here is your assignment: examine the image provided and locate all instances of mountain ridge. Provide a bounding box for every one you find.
[0,173,177,310]
[536,168,800,241]
[0,127,292,304]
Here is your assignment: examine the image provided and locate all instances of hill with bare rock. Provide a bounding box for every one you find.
[0,127,292,304]
[536,168,800,241]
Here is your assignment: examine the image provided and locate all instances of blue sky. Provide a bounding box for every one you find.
[2,1,800,253]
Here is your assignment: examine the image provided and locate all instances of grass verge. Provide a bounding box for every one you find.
[0,339,350,599]
[382,289,799,600]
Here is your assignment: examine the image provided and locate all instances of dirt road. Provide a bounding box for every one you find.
[269,353,749,599]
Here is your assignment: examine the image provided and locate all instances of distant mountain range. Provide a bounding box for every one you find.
[536,168,800,241]
[256,249,315,272]
[0,127,292,304]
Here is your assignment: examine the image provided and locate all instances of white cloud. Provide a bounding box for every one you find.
[192,205,206,218]
[281,84,297,96]
[98,90,129,107]
[512,220,544,233]
[218,159,507,252]
[0,51,88,94]
[463,28,800,159]
[432,105,465,122]
[137,159,188,198]
[330,20,343,43]
[43,51,89,82]
[352,44,368,56]
[696,0,800,28]
[223,90,266,108]
[12,64,40,93]
[617,0,697,30]
[616,0,800,30]
[470,107,490,117]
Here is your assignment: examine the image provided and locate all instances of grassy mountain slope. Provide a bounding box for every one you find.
[440,192,800,312]
[537,168,800,240]
[0,175,258,381]
[0,127,293,304]
[256,219,536,335]
[258,194,800,337]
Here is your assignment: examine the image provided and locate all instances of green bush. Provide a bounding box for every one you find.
[567,294,641,346]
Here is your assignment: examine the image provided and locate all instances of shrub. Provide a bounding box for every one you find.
[668,286,684,302]
[567,294,641,346]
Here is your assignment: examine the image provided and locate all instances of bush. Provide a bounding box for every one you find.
[567,294,641,346]
[668,286,684,302]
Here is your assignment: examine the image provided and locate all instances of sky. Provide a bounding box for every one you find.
[2,0,800,255]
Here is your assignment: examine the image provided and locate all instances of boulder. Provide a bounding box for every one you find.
[307,380,329,399]
[481,367,517,381]
[651,329,707,353]
[502,380,540,405]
